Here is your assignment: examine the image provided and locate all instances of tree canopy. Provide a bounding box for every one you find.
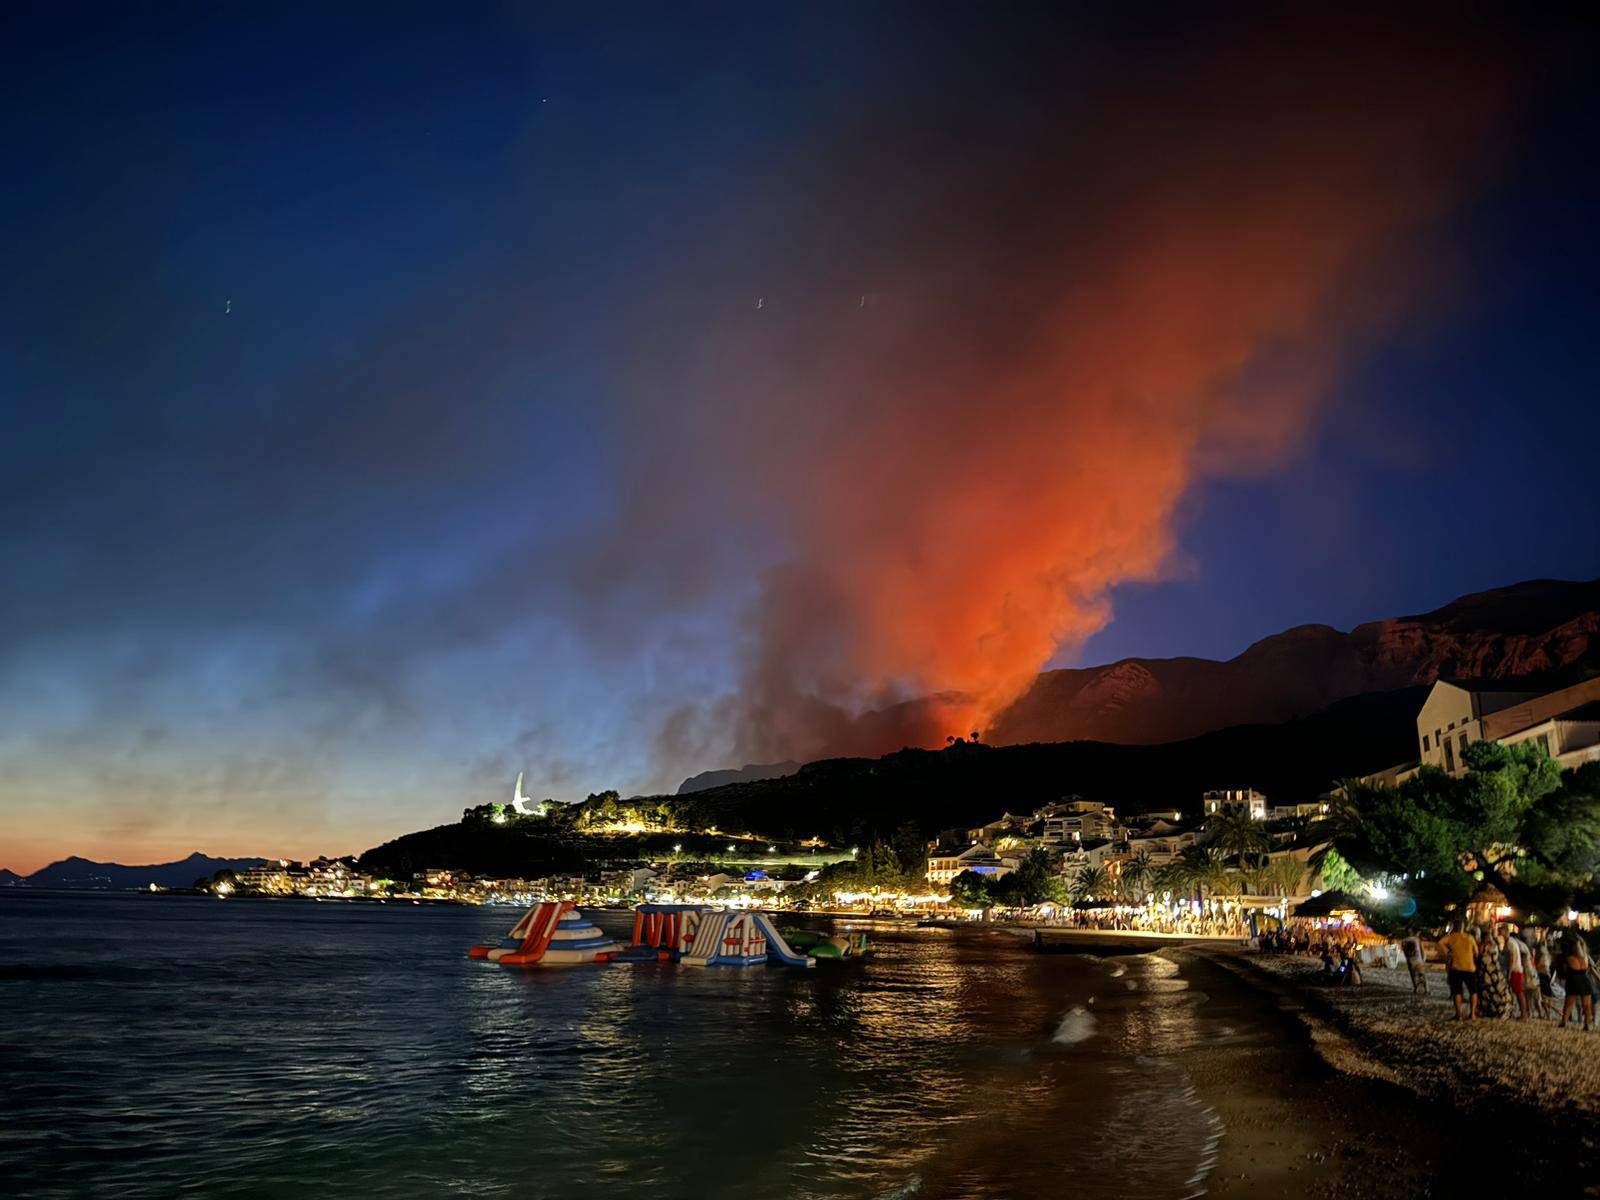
[1332,739,1589,920]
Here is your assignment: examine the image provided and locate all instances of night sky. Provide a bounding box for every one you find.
[4,5,1598,873]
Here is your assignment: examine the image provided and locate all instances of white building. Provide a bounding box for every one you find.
[1414,677,1600,777]
[1126,831,1197,865]
[965,812,1035,844]
[1267,802,1329,821]
[1055,837,1119,872]
[926,844,1014,886]
[1479,682,1600,772]
[1037,800,1119,844]
[234,863,293,893]
[1414,680,1543,776]
[1203,789,1267,820]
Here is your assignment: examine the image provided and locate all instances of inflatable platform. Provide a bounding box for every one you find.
[613,904,708,963]
[469,901,619,966]
[677,909,815,968]
[778,928,870,961]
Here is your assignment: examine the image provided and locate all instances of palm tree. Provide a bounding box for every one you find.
[1211,868,1245,897]
[1071,862,1111,901]
[1207,808,1271,869]
[1171,845,1227,903]
[1326,780,1368,840]
[1264,856,1306,898]
[1120,850,1156,901]
[1239,862,1273,895]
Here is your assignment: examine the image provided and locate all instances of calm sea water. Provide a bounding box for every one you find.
[0,892,1224,1199]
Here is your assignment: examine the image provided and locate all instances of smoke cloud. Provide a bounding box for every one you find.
[611,12,1513,770]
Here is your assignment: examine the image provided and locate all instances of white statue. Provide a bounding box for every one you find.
[511,772,547,817]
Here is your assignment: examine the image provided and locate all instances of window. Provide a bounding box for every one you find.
[1422,735,1431,752]
[1538,733,1550,754]
[1444,738,1456,773]
[1459,732,1468,757]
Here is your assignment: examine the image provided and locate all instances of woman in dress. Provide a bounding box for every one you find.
[1475,925,1512,1018]
[1558,931,1595,1031]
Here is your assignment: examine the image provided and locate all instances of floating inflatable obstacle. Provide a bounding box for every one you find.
[676,909,815,968]
[468,901,619,966]
[781,928,870,962]
[613,903,710,963]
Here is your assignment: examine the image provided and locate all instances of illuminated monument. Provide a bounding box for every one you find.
[511,772,548,817]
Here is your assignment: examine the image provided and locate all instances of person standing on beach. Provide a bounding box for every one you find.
[1476,925,1512,1018]
[1438,921,1479,1021]
[1400,933,1427,994]
[1533,932,1557,1019]
[1558,932,1595,1031]
[1501,924,1529,1021]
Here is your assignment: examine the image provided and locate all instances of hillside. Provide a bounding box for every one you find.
[21,852,266,891]
[364,687,1426,878]
[0,868,23,886]
[663,686,1426,845]
[678,761,801,794]
[986,578,1600,746]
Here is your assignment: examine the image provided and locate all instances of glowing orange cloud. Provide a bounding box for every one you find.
[626,14,1513,768]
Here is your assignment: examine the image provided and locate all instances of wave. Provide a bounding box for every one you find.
[1051,1005,1096,1046]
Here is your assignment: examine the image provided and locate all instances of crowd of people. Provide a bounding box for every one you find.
[1052,905,1252,938]
[1434,920,1596,1029]
[1258,918,1598,1029]
[1257,926,1370,985]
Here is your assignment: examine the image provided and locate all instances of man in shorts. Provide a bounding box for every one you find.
[1504,924,1534,1020]
[1438,919,1479,1021]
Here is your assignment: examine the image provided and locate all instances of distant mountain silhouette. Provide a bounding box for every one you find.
[987,578,1600,746]
[0,868,23,886]
[21,852,265,891]
[678,761,801,794]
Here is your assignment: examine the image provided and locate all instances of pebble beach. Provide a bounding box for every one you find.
[1174,945,1600,1196]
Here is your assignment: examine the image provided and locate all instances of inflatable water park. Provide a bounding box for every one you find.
[469,901,869,969]
[469,902,620,965]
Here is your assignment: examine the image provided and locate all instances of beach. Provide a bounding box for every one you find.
[1168,945,1599,1197]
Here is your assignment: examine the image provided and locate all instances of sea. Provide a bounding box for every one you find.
[0,892,1228,1199]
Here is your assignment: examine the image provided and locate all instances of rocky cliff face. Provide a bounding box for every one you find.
[987,578,1600,746]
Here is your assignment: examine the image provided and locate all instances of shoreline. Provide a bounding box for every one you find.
[1166,945,1596,1197]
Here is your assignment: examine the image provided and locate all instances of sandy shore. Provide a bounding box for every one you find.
[1167,946,1599,1198]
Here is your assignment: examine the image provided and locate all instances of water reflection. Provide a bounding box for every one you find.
[2,896,1228,1199]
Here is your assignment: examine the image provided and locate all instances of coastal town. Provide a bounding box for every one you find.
[189,675,1600,959]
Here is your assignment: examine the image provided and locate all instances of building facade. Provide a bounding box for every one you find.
[926,844,1014,886]
[1203,789,1267,820]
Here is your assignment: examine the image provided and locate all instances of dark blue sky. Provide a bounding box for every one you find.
[3,5,1597,870]
[1082,76,1600,664]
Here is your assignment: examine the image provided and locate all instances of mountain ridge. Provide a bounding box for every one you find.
[986,577,1600,747]
[17,852,267,891]
[680,577,1600,791]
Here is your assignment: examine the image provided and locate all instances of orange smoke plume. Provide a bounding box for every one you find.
[630,13,1513,767]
